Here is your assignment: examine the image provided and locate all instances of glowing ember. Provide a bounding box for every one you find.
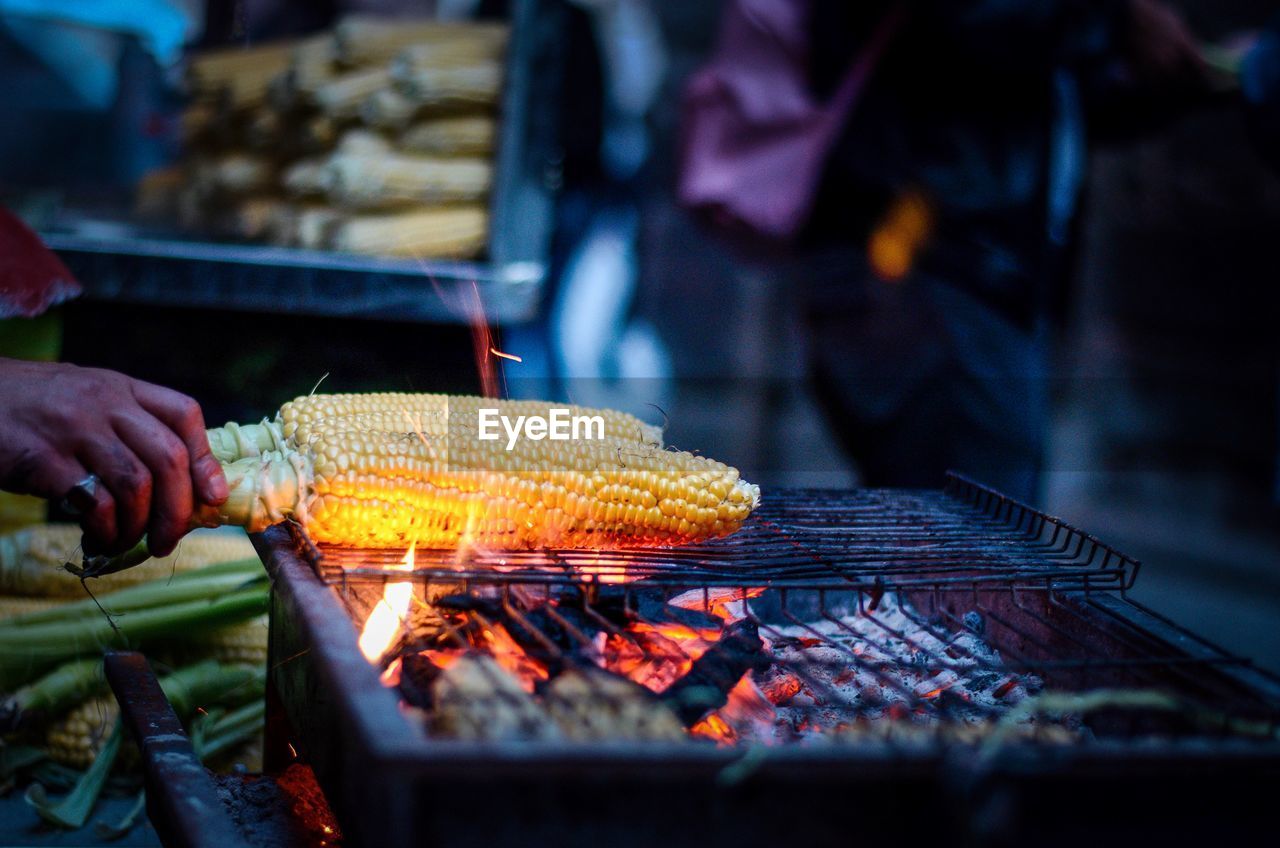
[599,621,721,693]
[358,543,416,664]
[477,623,548,692]
[692,676,775,745]
[669,586,766,624]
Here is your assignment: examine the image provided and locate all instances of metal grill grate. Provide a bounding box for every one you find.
[286,475,1280,744]
[312,474,1141,592]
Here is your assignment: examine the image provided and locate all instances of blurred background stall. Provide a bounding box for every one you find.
[0,0,1276,675]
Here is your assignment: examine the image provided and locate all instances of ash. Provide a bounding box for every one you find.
[727,595,1045,745]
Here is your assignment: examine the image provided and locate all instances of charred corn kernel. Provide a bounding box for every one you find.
[0,525,254,598]
[46,695,117,768]
[323,153,491,208]
[399,115,496,157]
[326,206,487,258]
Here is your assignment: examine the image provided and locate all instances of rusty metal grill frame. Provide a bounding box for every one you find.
[256,475,1280,848]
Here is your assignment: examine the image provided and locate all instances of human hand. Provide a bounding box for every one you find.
[1125,0,1208,87]
[0,358,228,556]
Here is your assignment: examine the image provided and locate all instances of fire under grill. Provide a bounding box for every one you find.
[255,475,1280,847]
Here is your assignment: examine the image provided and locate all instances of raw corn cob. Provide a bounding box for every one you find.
[0,525,255,598]
[359,87,422,130]
[188,41,302,110]
[201,615,269,666]
[390,64,502,109]
[189,392,761,549]
[314,67,394,118]
[47,694,118,768]
[334,17,507,67]
[392,36,509,74]
[400,115,495,156]
[323,152,492,208]
[46,661,264,768]
[326,206,487,257]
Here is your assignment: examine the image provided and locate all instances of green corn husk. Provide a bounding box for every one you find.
[28,659,264,831]
[0,587,268,689]
[2,558,263,628]
[1,658,104,728]
[25,719,123,829]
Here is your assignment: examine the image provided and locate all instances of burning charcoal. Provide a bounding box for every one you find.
[430,655,560,742]
[435,593,603,673]
[398,653,444,710]
[662,620,770,726]
[543,668,686,742]
[589,592,735,642]
[962,610,985,636]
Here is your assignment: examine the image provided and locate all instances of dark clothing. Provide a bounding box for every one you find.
[800,0,1124,499]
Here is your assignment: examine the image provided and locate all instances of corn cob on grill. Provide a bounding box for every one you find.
[193,393,758,550]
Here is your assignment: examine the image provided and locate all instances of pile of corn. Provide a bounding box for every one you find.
[0,526,268,772]
[137,16,505,259]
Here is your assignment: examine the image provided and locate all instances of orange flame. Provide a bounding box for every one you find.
[690,676,776,745]
[601,621,721,693]
[358,543,416,665]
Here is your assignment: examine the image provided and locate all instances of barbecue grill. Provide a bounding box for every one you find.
[253,474,1280,847]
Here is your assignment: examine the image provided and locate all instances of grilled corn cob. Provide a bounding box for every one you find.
[327,206,487,257]
[400,115,495,157]
[0,525,254,597]
[191,392,760,548]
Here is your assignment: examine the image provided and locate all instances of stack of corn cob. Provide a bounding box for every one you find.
[138,16,506,259]
[0,531,270,788]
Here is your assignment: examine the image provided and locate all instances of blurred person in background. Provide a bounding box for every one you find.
[802,0,1208,501]
[685,0,1209,501]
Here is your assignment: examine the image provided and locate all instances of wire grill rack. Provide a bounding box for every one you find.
[311,474,1142,592]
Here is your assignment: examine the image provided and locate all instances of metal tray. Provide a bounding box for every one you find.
[38,0,564,326]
